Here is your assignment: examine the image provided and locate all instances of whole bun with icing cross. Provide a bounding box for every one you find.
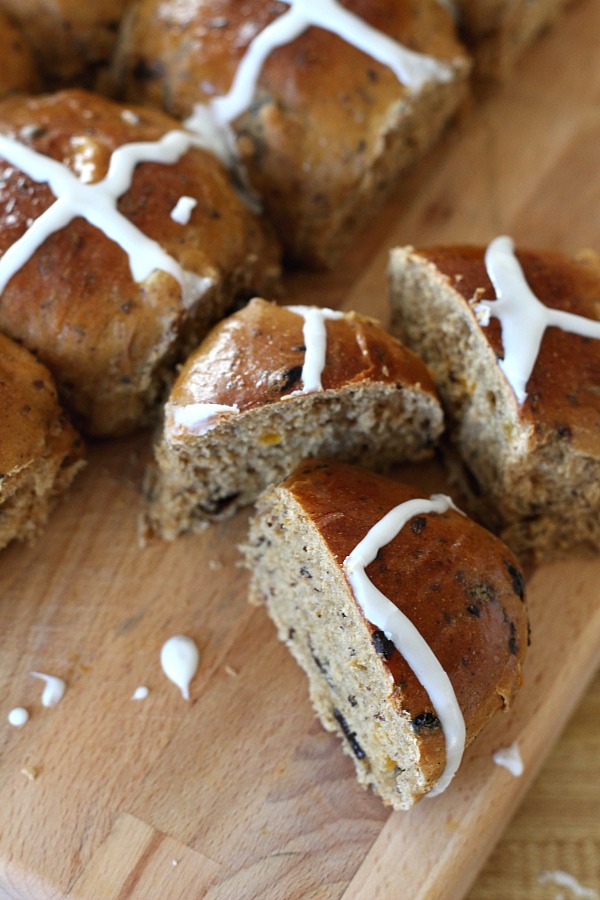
[112,0,471,268]
[0,88,280,436]
[389,236,600,562]
[244,458,528,809]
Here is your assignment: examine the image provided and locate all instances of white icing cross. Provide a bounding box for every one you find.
[287,305,345,393]
[186,0,456,156]
[0,130,213,308]
[475,235,600,405]
[343,494,467,798]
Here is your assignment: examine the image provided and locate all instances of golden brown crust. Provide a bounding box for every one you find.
[0,332,76,477]
[0,89,280,435]
[0,0,133,87]
[417,245,600,458]
[114,0,470,266]
[169,297,439,420]
[0,331,84,550]
[282,459,528,746]
[0,10,40,99]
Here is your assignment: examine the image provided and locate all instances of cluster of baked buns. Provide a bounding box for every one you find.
[0,0,577,544]
[0,0,593,810]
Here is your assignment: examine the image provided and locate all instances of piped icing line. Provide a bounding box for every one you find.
[342,494,466,797]
[0,130,213,308]
[185,0,456,153]
[287,305,345,393]
[168,401,240,437]
[474,235,600,405]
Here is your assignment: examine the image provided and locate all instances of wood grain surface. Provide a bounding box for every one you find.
[1,2,600,898]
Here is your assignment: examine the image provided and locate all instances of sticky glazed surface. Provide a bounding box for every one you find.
[282,460,528,736]
[167,297,439,419]
[416,245,600,459]
[0,89,280,435]
[114,0,470,265]
[116,0,466,112]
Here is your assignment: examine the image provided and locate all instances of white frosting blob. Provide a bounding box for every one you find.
[8,707,29,727]
[287,305,345,394]
[160,635,200,700]
[492,741,524,777]
[170,195,197,225]
[0,129,214,308]
[31,672,67,707]
[342,495,466,798]
[168,401,239,437]
[131,686,149,701]
[185,0,456,152]
[474,235,600,404]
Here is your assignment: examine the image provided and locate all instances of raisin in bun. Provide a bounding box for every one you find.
[0,89,280,436]
[244,459,528,809]
[113,0,470,268]
[389,237,600,562]
[143,298,444,539]
[0,331,84,551]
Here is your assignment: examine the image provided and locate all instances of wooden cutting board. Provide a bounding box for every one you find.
[1,3,600,898]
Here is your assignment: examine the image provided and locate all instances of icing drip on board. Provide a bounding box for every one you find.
[160,635,200,700]
[7,707,29,727]
[492,741,524,777]
[31,672,66,707]
[474,235,600,404]
[538,871,600,899]
[342,494,467,798]
[185,0,456,154]
[0,130,214,307]
[131,686,149,700]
